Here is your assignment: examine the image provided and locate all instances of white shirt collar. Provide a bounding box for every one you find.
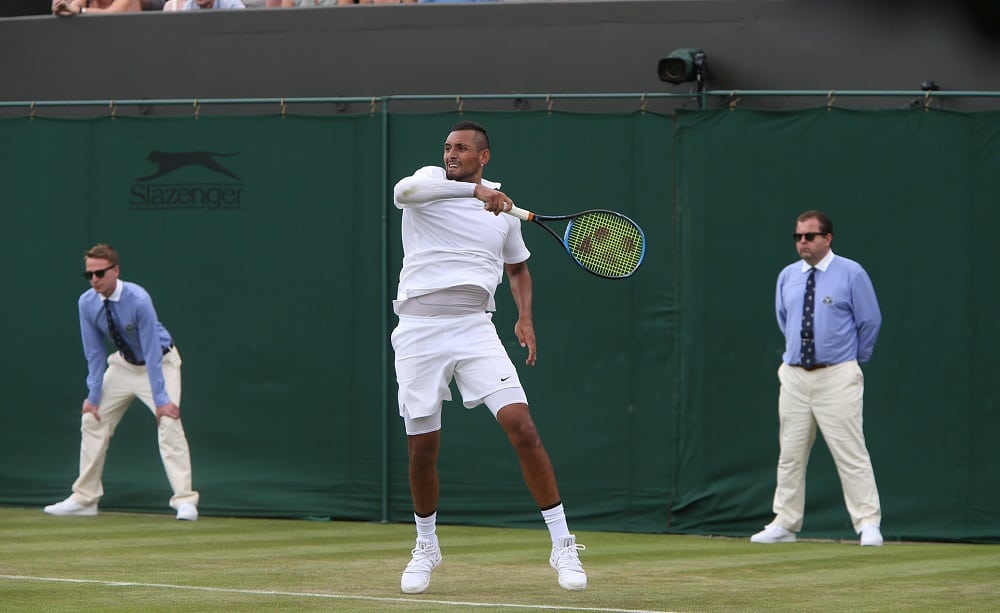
[801,250,835,273]
[100,280,125,302]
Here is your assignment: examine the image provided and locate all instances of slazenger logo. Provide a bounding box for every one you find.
[129,150,245,210]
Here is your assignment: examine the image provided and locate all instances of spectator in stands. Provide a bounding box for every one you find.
[279,0,343,6]
[140,0,165,9]
[179,0,245,8]
[280,0,416,5]
[164,0,260,6]
[52,0,140,15]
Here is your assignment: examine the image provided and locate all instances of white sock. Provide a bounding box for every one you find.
[415,512,437,544]
[540,503,571,545]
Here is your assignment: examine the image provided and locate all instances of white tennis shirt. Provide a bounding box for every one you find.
[392,165,531,314]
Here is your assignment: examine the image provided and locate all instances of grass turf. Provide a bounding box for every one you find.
[1,506,998,612]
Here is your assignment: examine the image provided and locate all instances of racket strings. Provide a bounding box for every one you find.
[565,212,645,278]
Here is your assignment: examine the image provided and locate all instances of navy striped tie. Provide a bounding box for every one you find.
[800,268,816,367]
[105,299,141,365]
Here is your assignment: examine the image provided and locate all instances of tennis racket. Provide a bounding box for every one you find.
[506,205,646,279]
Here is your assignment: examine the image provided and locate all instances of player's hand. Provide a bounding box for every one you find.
[155,402,181,423]
[474,184,515,216]
[82,399,100,421]
[515,319,537,366]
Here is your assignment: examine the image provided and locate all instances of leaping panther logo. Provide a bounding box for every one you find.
[137,151,241,181]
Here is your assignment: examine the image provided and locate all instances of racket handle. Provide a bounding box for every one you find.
[506,205,534,222]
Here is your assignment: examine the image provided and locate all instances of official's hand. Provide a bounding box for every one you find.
[474,184,515,216]
[515,319,537,366]
[82,399,100,421]
[155,402,181,424]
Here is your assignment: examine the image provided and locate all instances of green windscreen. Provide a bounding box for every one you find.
[0,109,996,542]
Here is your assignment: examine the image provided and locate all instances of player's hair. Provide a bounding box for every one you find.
[84,243,119,266]
[797,210,834,235]
[450,120,490,151]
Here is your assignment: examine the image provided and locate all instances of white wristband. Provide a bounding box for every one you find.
[80,7,86,13]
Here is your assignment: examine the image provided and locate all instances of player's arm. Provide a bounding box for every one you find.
[506,261,536,366]
[393,166,476,208]
[473,184,515,216]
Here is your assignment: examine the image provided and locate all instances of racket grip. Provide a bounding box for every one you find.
[506,205,533,221]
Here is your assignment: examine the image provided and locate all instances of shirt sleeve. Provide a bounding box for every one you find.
[502,216,531,265]
[393,166,477,209]
[79,298,108,407]
[775,269,788,335]
[134,297,172,407]
[852,268,882,363]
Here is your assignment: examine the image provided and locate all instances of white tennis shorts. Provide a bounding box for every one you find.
[391,311,527,435]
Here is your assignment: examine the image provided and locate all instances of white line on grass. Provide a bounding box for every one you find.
[1,574,676,613]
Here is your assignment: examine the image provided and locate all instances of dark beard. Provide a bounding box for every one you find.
[446,167,475,182]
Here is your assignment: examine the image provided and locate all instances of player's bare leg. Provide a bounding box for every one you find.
[407,431,440,515]
[496,403,560,505]
[497,403,587,590]
[401,431,443,594]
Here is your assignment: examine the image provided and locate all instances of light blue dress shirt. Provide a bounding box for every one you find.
[776,251,881,366]
[79,280,174,408]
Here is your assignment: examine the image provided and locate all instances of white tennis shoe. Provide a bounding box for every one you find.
[860,524,884,547]
[43,497,97,517]
[550,535,587,590]
[401,538,442,594]
[751,522,797,543]
[176,502,199,521]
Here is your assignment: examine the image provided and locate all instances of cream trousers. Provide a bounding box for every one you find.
[772,360,881,533]
[71,347,198,509]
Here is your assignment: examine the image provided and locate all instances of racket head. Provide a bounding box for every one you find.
[562,210,646,279]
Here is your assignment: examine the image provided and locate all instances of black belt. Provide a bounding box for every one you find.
[121,343,173,366]
[792,363,828,371]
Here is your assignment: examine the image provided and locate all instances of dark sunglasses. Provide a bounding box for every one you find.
[83,264,116,280]
[793,232,828,242]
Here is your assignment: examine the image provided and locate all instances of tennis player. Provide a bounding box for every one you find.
[390,120,587,594]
